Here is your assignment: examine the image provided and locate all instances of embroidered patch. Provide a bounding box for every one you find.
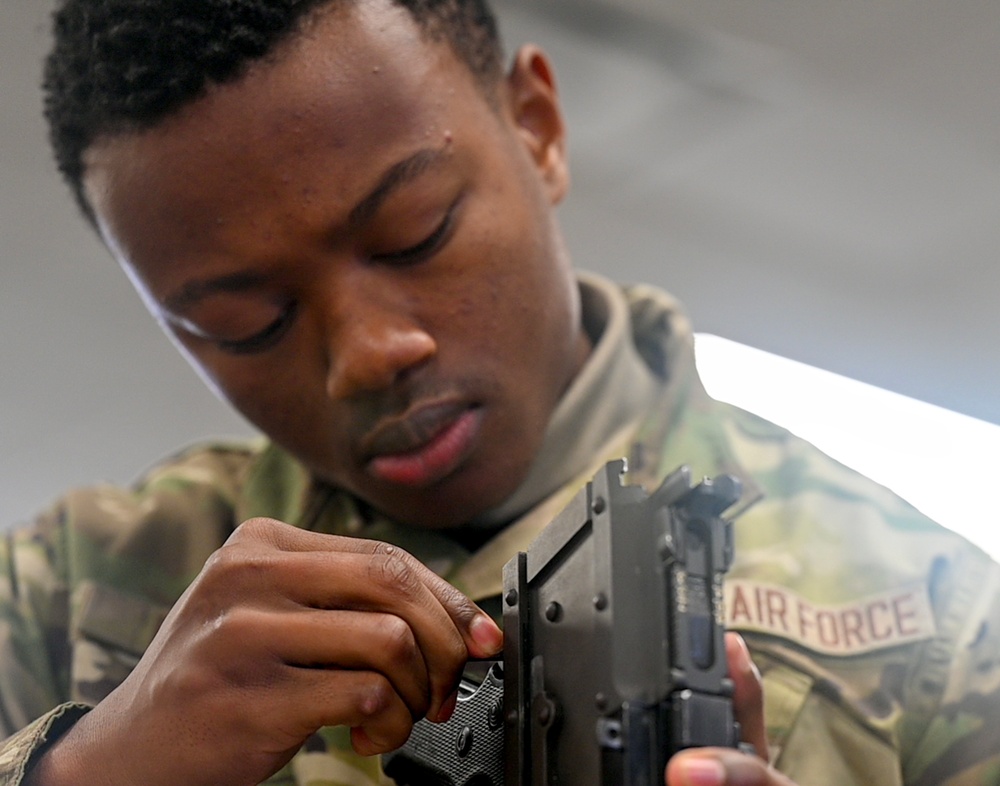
[725,579,936,656]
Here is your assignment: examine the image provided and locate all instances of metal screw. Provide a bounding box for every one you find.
[456,727,473,757]
[593,592,608,611]
[545,601,562,622]
[592,496,606,515]
[488,698,503,730]
[504,589,518,606]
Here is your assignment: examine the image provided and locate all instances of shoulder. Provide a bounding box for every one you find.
[7,439,266,598]
[716,404,1000,781]
[64,439,260,528]
[721,400,947,539]
[724,399,987,632]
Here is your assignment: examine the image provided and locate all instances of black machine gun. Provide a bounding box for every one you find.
[383,458,744,786]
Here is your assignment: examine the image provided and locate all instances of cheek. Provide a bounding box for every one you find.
[224,375,292,426]
[174,337,323,438]
[446,246,576,410]
[445,211,573,365]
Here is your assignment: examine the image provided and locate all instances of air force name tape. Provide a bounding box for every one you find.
[725,579,936,656]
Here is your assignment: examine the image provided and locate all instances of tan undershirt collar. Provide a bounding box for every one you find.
[471,273,660,527]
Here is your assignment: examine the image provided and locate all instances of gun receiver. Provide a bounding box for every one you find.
[383,459,743,786]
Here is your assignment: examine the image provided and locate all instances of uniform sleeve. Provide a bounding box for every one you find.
[0,703,91,786]
[0,442,255,785]
[901,545,1000,785]
[0,504,81,783]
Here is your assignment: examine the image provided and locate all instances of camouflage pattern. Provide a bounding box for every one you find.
[2,278,999,785]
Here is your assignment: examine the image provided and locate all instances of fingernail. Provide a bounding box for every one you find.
[433,689,458,723]
[678,758,725,786]
[470,614,503,656]
[350,726,376,757]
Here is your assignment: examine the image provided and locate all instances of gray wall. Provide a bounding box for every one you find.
[3,0,998,526]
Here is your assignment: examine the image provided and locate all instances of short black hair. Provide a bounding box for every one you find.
[42,0,503,221]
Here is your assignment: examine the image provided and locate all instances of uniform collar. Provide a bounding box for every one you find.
[468,272,660,527]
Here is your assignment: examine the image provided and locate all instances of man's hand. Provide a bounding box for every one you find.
[29,518,503,786]
[665,634,797,786]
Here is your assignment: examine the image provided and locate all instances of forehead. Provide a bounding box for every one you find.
[82,0,500,255]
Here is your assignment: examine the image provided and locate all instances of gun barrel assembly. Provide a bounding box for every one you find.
[383,459,743,786]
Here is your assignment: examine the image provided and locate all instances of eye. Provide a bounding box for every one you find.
[215,302,298,355]
[371,201,458,265]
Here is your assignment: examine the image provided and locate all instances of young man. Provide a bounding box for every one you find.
[2,0,998,784]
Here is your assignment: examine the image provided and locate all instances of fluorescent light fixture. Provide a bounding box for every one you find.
[694,333,1000,561]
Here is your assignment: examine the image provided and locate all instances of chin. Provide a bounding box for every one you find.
[384,474,519,530]
[384,494,495,530]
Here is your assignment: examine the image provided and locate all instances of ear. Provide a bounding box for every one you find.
[504,45,569,204]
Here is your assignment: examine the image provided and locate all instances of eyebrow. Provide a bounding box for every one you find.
[164,270,271,313]
[163,147,446,313]
[348,147,446,229]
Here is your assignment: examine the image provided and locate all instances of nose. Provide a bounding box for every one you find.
[323,296,437,400]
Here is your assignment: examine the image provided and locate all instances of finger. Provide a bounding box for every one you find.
[294,548,473,717]
[246,607,431,718]
[171,597,432,722]
[234,519,503,657]
[225,520,501,715]
[284,668,416,756]
[666,749,797,786]
[725,633,766,760]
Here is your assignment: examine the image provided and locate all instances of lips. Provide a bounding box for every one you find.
[364,402,483,487]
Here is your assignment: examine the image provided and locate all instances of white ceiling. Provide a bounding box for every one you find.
[2,0,998,525]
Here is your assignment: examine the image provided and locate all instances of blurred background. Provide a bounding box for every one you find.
[2,0,998,535]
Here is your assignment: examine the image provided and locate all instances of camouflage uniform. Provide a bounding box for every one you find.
[2,277,998,785]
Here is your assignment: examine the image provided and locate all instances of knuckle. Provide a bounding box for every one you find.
[368,543,422,597]
[355,672,395,719]
[352,677,413,754]
[228,517,273,544]
[206,603,250,637]
[379,615,420,668]
[445,588,481,627]
[197,605,265,660]
[201,538,279,593]
[202,541,240,573]
[423,572,480,627]
[199,546,241,590]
